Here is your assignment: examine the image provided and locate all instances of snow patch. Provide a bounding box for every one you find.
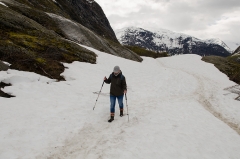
[2,61,11,66]
[46,13,78,27]
[86,0,94,3]
[0,2,8,7]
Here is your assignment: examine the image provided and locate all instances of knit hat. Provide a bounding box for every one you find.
[113,66,120,73]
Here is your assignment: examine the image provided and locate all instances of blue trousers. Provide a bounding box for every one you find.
[110,95,124,114]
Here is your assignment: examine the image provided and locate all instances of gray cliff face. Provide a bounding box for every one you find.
[56,0,119,43]
[4,0,117,42]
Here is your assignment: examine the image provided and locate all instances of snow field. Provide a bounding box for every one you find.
[0,45,240,159]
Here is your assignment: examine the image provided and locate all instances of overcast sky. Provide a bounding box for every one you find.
[94,0,240,50]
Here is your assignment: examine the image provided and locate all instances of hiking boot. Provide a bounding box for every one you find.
[120,109,123,117]
[108,116,114,122]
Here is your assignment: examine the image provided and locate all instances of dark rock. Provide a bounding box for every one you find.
[0,61,9,71]
[0,82,14,98]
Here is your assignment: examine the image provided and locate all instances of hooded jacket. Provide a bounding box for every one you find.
[104,71,127,96]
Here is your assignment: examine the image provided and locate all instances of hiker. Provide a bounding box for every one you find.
[104,66,127,122]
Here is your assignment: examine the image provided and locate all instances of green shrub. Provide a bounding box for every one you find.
[124,45,169,58]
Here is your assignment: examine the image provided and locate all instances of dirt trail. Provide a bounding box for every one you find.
[157,59,240,135]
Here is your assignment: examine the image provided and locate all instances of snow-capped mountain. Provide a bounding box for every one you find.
[116,27,232,57]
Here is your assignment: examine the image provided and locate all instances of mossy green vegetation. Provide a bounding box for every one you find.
[227,54,240,64]
[36,57,46,64]
[9,32,39,49]
[202,56,240,84]
[124,45,169,59]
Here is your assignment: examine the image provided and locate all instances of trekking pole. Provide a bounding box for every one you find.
[93,81,104,110]
[125,93,129,122]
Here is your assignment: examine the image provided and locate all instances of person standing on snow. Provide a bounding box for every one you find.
[104,66,127,123]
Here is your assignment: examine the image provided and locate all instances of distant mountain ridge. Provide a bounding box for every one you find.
[116,27,232,57]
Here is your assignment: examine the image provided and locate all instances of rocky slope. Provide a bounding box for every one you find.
[116,27,231,57]
[46,13,141,61]
[202,56,240,84]
[202,47,240,84]
[0,2,96,80]
[202,46,240,84]
[231,46,240,63]
[0,0,142,80]
[3,0,118,43]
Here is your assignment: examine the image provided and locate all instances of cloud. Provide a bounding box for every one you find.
[95,0,240,50]
[184,10,240,49]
